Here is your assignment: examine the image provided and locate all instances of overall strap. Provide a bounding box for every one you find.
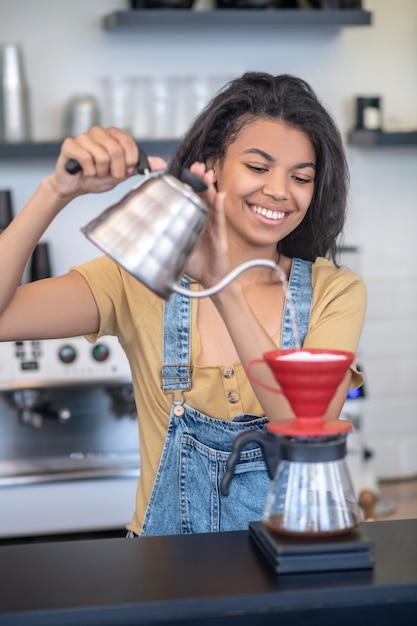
[161,276,192,392]
[281,258,313,349]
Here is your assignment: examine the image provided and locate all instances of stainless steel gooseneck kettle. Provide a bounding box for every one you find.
[66,149,284,300]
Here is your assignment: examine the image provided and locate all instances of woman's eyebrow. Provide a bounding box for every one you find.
[242,149,316,170]
[296,162,316,170]
[243,148,275,161]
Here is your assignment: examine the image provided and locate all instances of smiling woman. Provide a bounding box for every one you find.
[0,72,366,537]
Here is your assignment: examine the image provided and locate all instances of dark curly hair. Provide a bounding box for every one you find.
[167,72,348,264]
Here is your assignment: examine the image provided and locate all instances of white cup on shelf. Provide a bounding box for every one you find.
[102,76,137,134]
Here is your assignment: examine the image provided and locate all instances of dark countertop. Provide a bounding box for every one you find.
[0,519,416,626]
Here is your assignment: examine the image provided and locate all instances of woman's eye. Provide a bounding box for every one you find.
[246,164,268,173]
[292,175,312,184]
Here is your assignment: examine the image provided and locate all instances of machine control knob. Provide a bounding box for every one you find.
[92,343,110,362]
[58,344,77,364]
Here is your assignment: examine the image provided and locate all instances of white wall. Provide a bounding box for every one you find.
[0,0,416,479]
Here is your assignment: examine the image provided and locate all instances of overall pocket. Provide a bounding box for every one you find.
[179,433,269,533]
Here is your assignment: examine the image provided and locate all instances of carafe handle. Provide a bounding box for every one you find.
[220,430,281,496]
[246,358,284,394]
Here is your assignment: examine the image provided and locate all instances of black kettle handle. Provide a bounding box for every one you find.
[180,168,208,193]
[220,430,281,496]
[65,146,151,176]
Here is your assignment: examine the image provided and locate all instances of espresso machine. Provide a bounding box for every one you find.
[0,333,139,479]
[0,331,143,540]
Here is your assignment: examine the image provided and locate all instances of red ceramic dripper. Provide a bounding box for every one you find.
[246,348,355,436]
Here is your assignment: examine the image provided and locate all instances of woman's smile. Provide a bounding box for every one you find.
[248,202,288,223]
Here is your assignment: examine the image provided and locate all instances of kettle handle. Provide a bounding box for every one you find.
[65,146,151,176]
[220,430,281,496]
[246,358,284,394]
[180,168,208,193]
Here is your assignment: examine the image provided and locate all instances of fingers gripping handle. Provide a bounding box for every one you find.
[220,430,281,496]
[65,146,151,176]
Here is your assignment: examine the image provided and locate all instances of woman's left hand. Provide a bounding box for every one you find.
[183,162,229,289]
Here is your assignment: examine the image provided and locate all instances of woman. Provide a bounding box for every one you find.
[0,72,366,536]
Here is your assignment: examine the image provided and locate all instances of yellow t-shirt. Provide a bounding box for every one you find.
[73,256,366,534]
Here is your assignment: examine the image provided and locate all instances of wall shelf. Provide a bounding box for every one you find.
[102,9,372,31]
[0,140,179,162]
[347,129,417,147]
[3,129,415,163]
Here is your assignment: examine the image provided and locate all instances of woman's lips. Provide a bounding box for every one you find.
[249,203,287,221]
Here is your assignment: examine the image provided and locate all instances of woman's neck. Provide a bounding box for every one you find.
[227,243,287,286]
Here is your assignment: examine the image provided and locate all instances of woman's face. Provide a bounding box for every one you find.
[212,119,316,255]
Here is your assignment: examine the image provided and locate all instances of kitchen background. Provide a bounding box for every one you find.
[0,0,416,537]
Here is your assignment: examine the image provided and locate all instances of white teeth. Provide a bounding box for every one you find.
[251,205,286,220]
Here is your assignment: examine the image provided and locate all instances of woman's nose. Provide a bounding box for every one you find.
[262,172,289,200]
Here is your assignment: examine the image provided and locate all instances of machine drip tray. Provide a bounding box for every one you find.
[249,521,374,575]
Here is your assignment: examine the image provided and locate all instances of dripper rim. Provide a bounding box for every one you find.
[262,347,355,364]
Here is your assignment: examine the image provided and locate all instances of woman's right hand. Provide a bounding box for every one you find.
[51,126,167,200]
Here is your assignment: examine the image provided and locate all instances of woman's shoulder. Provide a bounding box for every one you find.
[311,257,365,288]
[72,255,161,307]
[309,257,366,310]
[279,256,366,316]
[73,253,117,276]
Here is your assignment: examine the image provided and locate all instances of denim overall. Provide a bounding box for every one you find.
[140,258,313,536]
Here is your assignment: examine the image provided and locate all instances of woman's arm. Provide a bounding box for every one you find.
[211,270,355,422]
[0,127,166,342]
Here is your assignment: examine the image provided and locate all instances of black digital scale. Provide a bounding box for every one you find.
[249,521,374,575]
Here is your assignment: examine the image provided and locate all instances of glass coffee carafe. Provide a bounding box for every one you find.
[221,349,364,537]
